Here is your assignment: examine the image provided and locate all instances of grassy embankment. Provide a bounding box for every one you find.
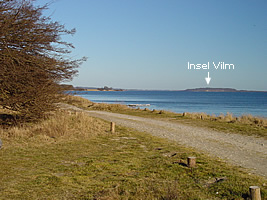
[0,96,266,199]
[63,95,267,139]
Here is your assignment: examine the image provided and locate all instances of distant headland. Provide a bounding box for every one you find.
[60,84,266,93]
[60,85,124,91]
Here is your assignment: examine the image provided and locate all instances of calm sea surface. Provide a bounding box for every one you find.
[73,91,267,117]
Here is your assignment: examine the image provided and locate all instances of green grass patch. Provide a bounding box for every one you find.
[0,125,266,199]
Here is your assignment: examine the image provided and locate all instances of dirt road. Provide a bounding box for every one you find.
[60,103,267,177]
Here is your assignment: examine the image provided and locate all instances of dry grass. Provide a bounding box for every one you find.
[89,102,129,111]
[62,94,94,108]
[184,112,210,120]
[0,109,108,148]
[184,112,267,127]
[239,114,267,126]
[62,94,129,112]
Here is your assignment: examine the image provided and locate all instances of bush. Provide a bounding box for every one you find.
[0,0,86,123]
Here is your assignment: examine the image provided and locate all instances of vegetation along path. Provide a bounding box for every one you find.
[60,103,267,177]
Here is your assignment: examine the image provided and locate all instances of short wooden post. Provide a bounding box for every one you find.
[183,112,186,117]
[187,157,196,168]
[110,122,115,133]
[249,186,261,200]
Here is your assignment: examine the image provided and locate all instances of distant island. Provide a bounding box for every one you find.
[184,88,266,92]
[185,88,237,92]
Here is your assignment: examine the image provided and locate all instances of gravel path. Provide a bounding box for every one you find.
[60,103,267,177]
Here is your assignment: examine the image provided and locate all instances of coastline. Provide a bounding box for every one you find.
[71,89,267,93]
[67,86,267,93]
[62,95,267,138]
[72,91,267,118]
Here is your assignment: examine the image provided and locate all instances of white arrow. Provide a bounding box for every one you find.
[205,72,211,85]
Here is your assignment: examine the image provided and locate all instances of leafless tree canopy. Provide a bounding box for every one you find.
[0,0,86,122]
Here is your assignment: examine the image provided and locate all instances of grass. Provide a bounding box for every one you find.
[0,109,266,199]
[0,96,266,199]
[0,109,108,148]
[62,95,267,138]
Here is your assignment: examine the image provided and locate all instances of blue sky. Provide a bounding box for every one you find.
[39,0,267,90]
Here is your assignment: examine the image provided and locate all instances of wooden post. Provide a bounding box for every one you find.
[110,122,115,133]
[183,112,186,117]
[249,186,261,200]
[187,157,196,168]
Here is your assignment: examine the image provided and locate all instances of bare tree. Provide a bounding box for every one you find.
[0,0,86,122]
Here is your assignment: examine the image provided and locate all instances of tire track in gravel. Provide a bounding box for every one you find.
[59,103,267,177]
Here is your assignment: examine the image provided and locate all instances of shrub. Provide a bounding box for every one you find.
[0,0,86,123]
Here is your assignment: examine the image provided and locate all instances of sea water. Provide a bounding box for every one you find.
[73,91,267,117]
